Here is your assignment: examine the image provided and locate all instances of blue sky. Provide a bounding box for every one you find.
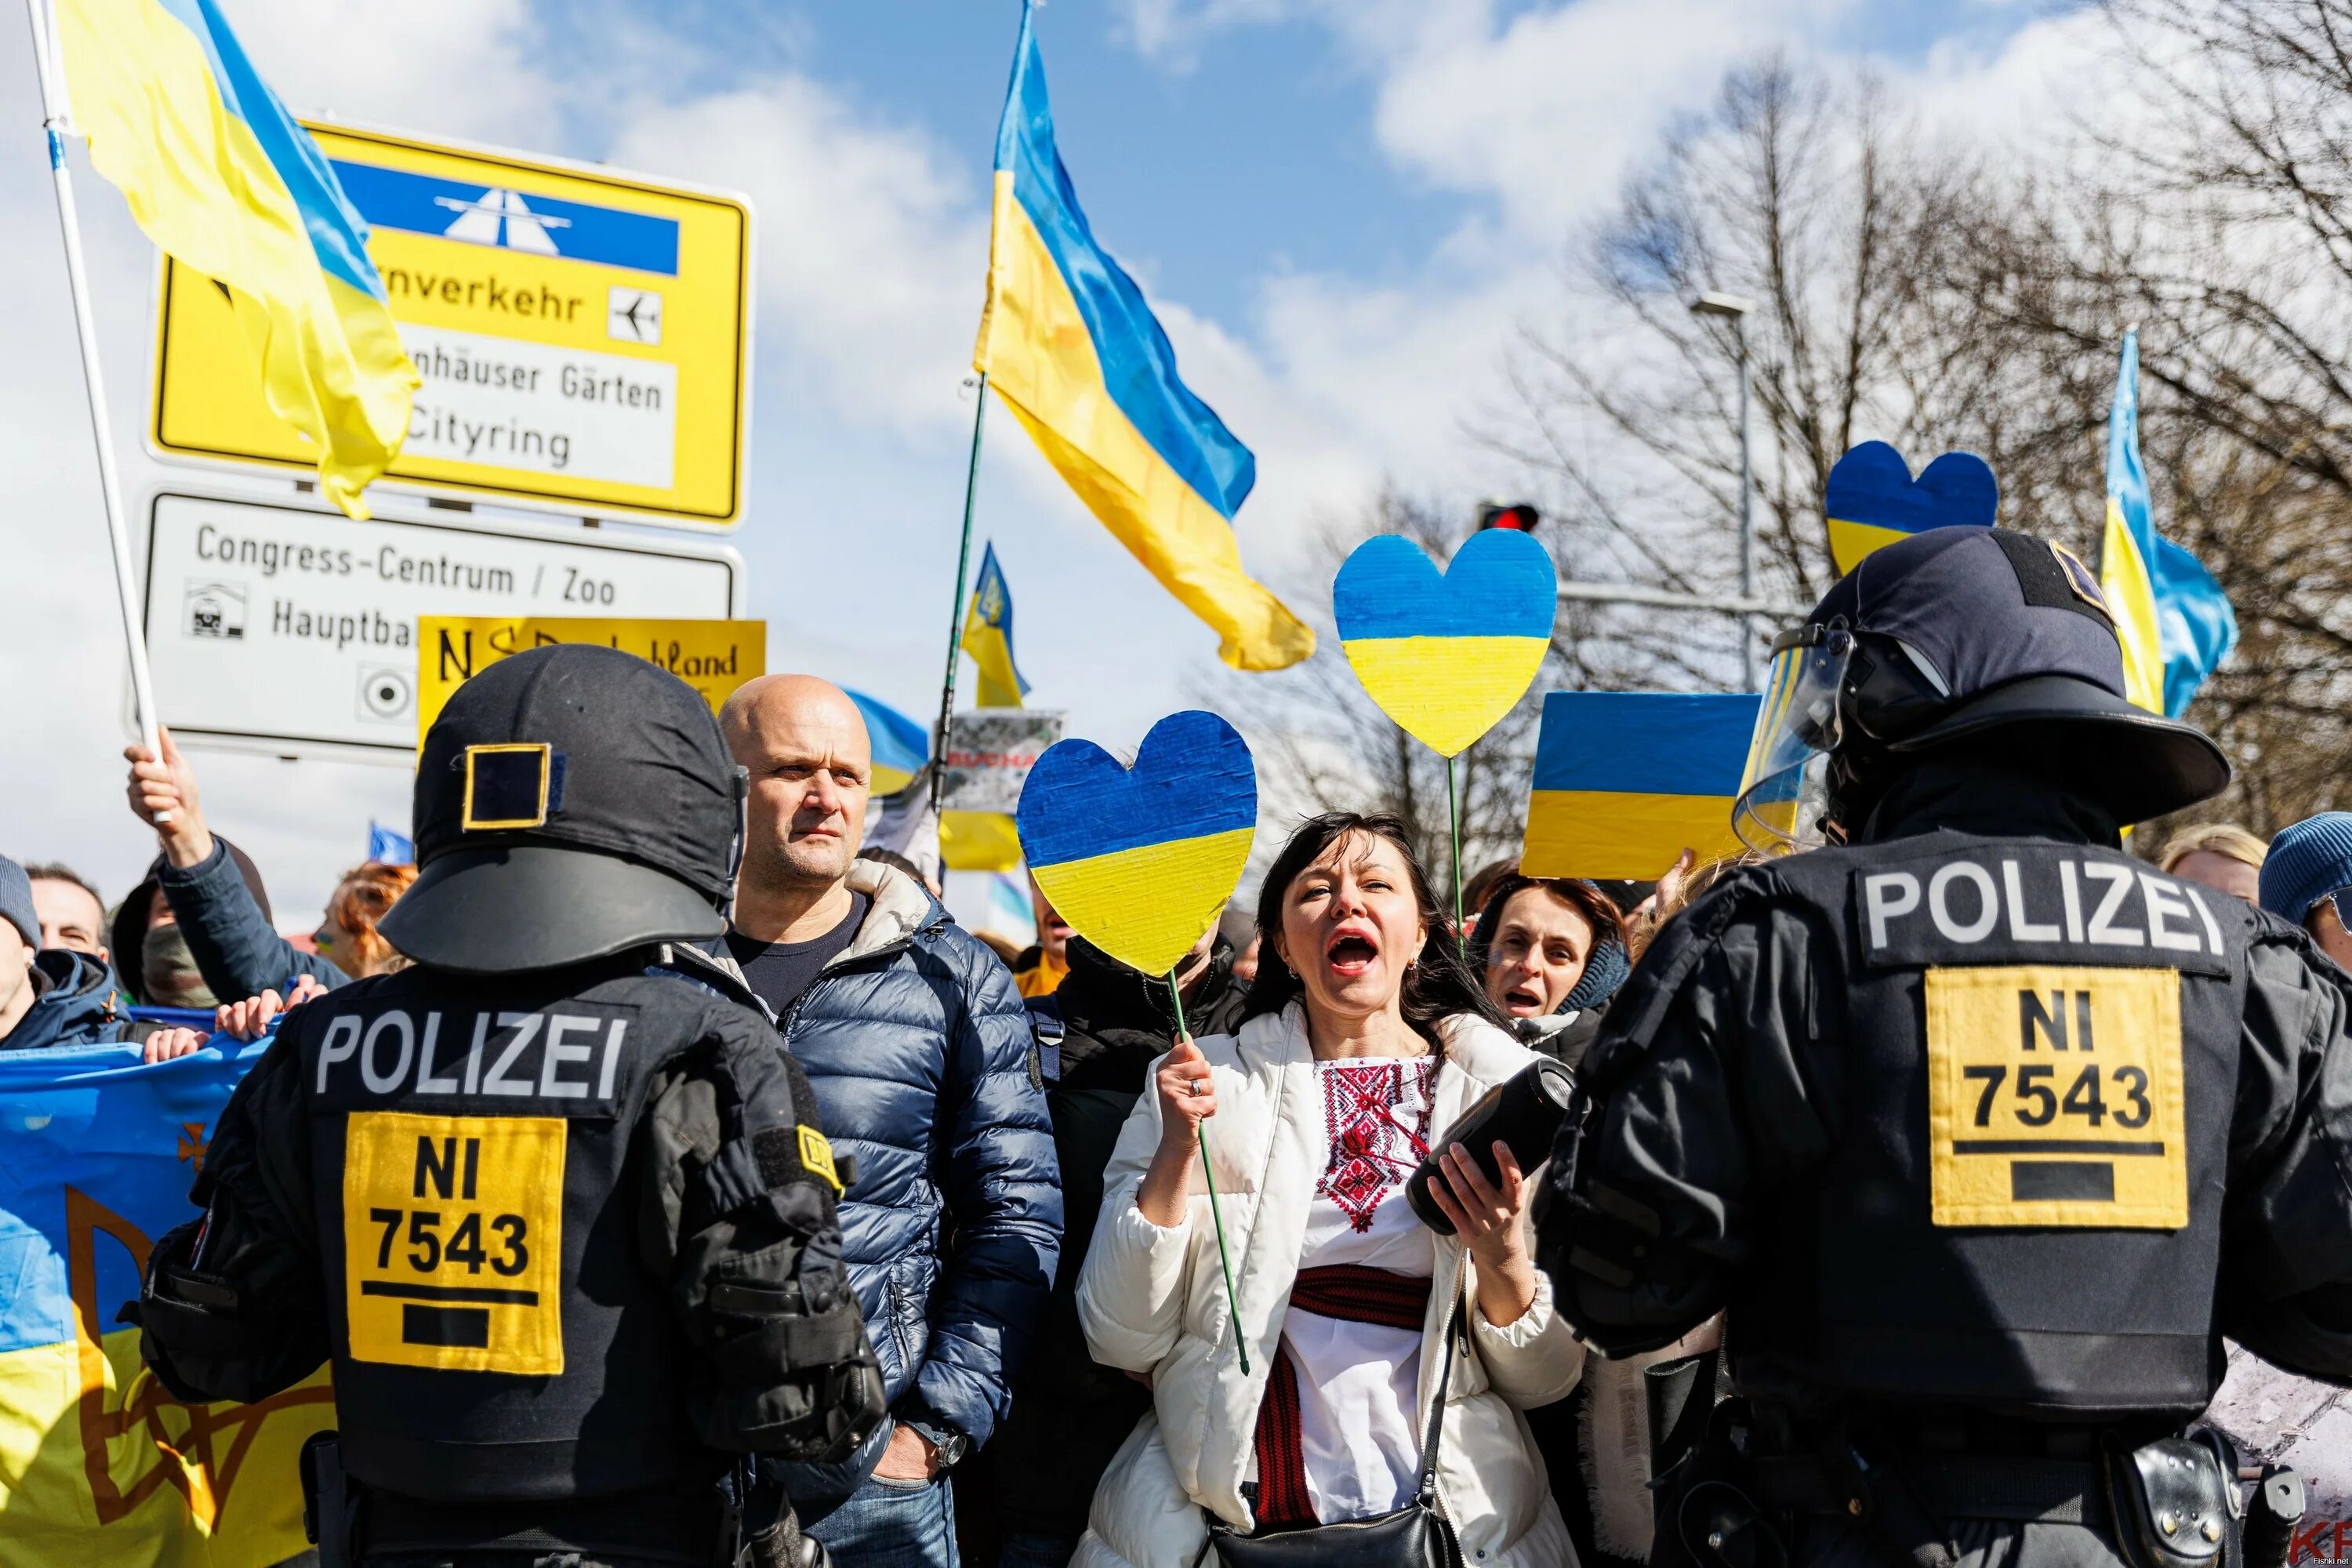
[0,0,2094,925]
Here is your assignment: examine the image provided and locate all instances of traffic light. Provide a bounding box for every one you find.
[1476,499,1540,533]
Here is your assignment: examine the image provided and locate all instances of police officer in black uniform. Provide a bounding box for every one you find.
[129,644,886,1567]
[1536,526,2352,1568]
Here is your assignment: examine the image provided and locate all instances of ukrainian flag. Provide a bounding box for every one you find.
[1520,692,1759,880]
[0,1038,332,1567]
[1334,530,1556,759]
[2100,332,2238,717]
[53,0,418,518]
[973,2,1312,672]
[844,687,1023,872]
[1015,711,1256,976]
[960,543,1032,710]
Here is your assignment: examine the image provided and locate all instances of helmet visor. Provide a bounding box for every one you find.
[1734,624,1854,855]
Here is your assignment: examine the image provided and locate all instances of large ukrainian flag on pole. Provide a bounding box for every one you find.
[2100,332,2238,717]
[973,2,1313,672]
[51,0,419,518]
[0,1039,332,1566]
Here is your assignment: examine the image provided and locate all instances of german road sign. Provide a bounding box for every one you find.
[143,490,745,761]
[150,123,753,528]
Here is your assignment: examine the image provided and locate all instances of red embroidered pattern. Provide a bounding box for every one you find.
[1315,1060,1433,1233]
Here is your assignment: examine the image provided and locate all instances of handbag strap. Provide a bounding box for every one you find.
[1411,1289,1468,1507]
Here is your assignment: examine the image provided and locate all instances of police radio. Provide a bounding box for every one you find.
[1407,1058,1577,1234]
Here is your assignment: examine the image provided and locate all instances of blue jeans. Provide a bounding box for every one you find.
[807,1471,959,1568]
[996,1533,1080,1568]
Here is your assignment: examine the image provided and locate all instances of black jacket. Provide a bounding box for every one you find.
[1540,755,2352,1407]
[982,935,1247,1543]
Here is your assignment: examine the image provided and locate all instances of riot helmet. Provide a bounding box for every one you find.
[379,644,748,973]
[1734,526,2229,852]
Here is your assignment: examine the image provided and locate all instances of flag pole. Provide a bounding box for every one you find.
[930,372,989,812]
[23,0,162,760]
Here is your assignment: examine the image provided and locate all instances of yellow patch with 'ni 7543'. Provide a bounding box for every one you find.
[342,1111,566,1374]
[1924,966,2187,1229]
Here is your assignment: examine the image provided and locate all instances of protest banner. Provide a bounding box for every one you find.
[935,710,1062,873]
[416,615,764,742]
[152,122,753,529]
[0,1040,330,1568]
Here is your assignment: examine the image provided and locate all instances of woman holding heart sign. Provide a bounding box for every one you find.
[1044,800,1581,1568]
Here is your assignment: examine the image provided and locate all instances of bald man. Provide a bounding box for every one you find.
[719,676,1060,1568]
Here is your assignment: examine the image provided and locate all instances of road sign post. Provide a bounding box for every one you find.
[141,490,745,761]
[149,122,753,529]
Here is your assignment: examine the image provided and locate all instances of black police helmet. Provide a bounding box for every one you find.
[379,644,744,974]
[1809,526,2229,825]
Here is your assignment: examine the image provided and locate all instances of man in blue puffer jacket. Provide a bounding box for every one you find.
[721,674,1061,1568]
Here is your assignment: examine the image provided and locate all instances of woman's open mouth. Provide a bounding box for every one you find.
[1503,983,1545,1014]
[1325,927,1380,977]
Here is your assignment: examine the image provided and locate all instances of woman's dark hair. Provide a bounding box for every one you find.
[1240,811,1509,1038]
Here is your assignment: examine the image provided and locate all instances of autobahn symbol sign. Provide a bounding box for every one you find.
[150,122,753,530]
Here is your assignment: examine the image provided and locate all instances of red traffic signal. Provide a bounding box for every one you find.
[1476,500,1541,533]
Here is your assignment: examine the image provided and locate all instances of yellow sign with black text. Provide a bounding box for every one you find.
[342,1111,566,1374]
[1924,965,2187,1229]
[416,615,765,744]
[152,122,751,527]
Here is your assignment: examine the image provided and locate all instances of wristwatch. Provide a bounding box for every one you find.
[902,1417,968,1470]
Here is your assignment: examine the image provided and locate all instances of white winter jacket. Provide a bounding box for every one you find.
[1072,1004,1585,1568]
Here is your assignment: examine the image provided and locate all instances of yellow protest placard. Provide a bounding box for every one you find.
[152,122,751,528]
[416,616,764,742]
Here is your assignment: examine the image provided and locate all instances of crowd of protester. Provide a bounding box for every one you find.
[6,685,2343,1568]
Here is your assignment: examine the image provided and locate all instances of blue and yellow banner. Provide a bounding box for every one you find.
[973,2,1312,672]
[0,1038,331,1566]
[56,0,419,517]
[960,543,1032,710]
[2101,332,2237,717]
[1521,691,1759,880]
[848,688,931,798]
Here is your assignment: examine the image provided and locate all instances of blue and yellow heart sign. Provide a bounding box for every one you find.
[1824,441,1998,575]
[1014,711,1258,977]
[1334,530,1555,758]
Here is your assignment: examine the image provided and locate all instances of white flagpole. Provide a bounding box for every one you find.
[23,0,162,758]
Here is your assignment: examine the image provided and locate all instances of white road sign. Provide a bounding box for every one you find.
[143,490,744,761]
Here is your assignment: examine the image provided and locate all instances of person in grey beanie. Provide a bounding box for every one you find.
[0,854,201,1059]
[2257,811,2352,970]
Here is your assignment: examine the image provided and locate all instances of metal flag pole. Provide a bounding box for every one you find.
[929,372,990,813]
[23,0,161,759]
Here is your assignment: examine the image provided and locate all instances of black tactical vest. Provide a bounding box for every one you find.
[297,960,713,1501]
[1737,829,2249,1418]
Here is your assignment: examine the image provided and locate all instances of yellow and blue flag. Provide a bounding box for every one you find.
[973,3,1312,673]
[54,0,419,518]
[844,687,1022,870]
[2100,332,2238,717]
[848,687,932,797]
[1015,711,1257,975]
[960,543,1032,710]
[0,1038,332,1567]
[1520,692,1759,880]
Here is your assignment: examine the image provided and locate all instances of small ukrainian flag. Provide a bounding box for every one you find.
[960,543,1032,710]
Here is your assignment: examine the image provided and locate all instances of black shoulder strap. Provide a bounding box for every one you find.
[1412,1291,1468,1505]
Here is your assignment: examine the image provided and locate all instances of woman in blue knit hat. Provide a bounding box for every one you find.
[2259,811,2352,970]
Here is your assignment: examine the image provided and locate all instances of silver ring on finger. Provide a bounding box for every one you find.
[1189,1077,1208,1098]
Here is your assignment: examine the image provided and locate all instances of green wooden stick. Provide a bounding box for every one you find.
[1171,971,1249,1377]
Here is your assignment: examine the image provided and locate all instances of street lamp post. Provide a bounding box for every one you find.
[1690,292,1758,691]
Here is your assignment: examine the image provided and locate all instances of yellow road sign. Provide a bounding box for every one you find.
[416,615,765,743]
[152,122,752,528]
